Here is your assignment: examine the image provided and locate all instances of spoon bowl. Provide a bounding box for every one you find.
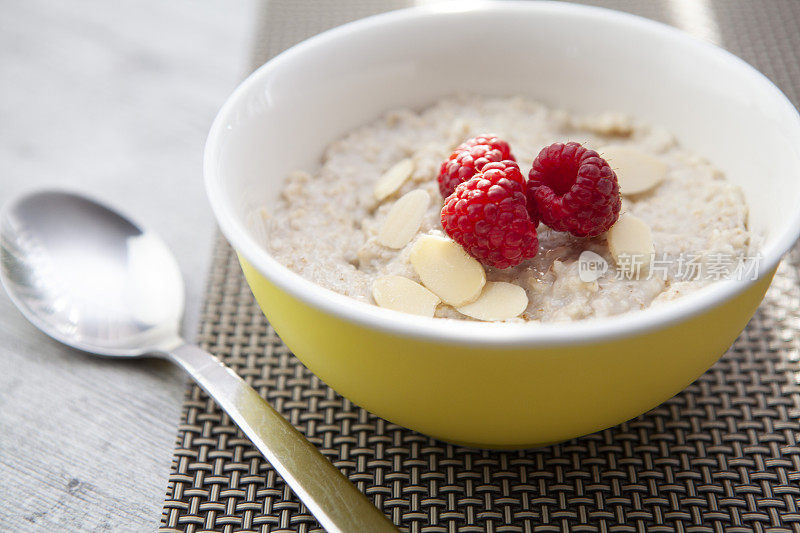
[1,191,183,356]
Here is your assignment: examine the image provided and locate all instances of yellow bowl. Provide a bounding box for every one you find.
[205,3,800,448]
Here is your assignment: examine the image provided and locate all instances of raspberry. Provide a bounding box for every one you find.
[438,134,515,198]
[441,161,538,269]
[527,142,621,237]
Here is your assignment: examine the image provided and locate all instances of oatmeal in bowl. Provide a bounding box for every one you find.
[205,3,800,447]
[255,95,752,323]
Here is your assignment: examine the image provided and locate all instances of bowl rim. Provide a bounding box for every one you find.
[205,0,800,347]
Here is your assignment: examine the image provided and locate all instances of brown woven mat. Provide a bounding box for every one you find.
[161,1,800,531]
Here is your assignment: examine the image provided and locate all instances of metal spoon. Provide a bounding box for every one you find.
[0,190,397,533]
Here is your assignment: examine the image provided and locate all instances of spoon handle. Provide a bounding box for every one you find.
[166,342,398,533]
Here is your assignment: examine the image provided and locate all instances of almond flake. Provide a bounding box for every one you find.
[456,282,528,321]
[377,189,430,249]
[372,275,440,317]
[373,158,414,201]
[409,235,486,306]
[607,213,655,276]
[600,145,667,195]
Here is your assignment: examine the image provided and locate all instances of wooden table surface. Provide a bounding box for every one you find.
[0,1,254,530]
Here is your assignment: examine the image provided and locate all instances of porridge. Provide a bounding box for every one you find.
[253,95,750,322]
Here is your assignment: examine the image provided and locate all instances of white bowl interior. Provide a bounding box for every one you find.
[206,2,800,341]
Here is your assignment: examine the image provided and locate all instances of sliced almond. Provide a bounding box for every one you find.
[575,112,634,136]
[372,275,440,317]
[409,234,486,306]
[377,189,430,249]
[600,145,667,195]
[607,213,655,276]
[456,282,528,321]
[373,158,414,201]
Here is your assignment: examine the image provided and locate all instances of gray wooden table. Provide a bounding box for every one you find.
[0,1,255,530]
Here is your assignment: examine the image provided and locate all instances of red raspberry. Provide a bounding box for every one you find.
[441,161,538,269]
[527,142,621,237]
[438,134,515,198]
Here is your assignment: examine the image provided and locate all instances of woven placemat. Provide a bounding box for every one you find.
[161,1,800,531]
